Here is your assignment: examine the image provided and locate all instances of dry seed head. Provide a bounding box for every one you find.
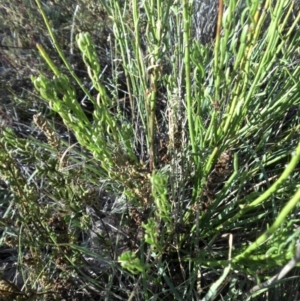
[33,113,60,149]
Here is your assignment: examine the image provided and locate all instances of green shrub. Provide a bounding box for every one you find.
[1,0,300,300]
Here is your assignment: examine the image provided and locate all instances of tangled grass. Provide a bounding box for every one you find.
[0,0,300,300]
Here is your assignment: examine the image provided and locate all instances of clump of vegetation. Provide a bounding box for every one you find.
[1,0,300,300]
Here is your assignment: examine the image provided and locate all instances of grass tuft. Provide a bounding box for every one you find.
[0,0,300,300]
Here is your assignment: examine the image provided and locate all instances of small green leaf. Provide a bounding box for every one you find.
[119,251,144,275]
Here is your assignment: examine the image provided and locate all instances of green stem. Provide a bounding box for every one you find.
[35,0,94,102]
[218,140,300,232]
[233,185,300,263]
[182,0,195,157]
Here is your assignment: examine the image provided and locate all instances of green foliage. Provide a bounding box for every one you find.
[1,0,300,299]
[143,218,160,251]
[119,251,145,275]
